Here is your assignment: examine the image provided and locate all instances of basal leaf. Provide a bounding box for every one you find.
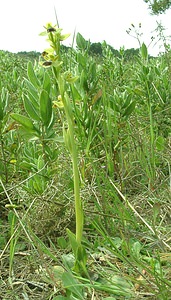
[62,271,84,299]
[66,228,78,257]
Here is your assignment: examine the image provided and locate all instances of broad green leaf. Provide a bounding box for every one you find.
[76,32,87,50]
[11,113,36,131]
[20,161,36,170]
[0,88,8,120]
[122,101,136,118]
[23,94,40,121]
[76,52,86,67]
[131,241,141,258]
[62,271,84,300]
[57,237,68,249]
[121,94,131,109]
[77,245,87,265]
[75,245,88,276]
[26,90,39,110]
[80,70,88,91]
[142,65,149,75]
[156,136,165,151]
[27,61,40,88]
[51,265,65,282]
[71,85,82,101]
[113,102,120,112]
[24,79,39,103]
[155,67,160,76]
[37,155,45,170]
[133,88,145,96]
[39,90,52,127]
[89,62,97,80]
[66,228,78,257]
[62,253,75,269]
[43,127,55,139]
[141,42,148,60]
[43,71,51,94]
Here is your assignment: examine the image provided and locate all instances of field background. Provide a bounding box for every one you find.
[0,23,171,299]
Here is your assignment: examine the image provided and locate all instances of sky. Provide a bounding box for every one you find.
[0,0,170,56]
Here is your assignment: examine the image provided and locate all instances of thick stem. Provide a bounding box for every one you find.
[71,135,83,245]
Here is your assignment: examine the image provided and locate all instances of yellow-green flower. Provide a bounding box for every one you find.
[53,95,64,108]
[64,71,79,83]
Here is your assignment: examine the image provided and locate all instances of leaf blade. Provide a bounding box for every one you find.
[23,94,40,121]
[27,61,40,89]
[39,90,53,127]
[11,113,35,129]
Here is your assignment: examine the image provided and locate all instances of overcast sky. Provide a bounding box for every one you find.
[0,0,170,56]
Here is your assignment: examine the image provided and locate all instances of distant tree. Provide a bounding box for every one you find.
[61,44,70,53]
[17,51,41,60]
[89,42,103,55]
[108,46,121,58]
[124,48,140,60]
[89,41,140,60]
[144,0,171,14]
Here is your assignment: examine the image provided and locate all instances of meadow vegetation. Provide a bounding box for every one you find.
[0,22,171,299]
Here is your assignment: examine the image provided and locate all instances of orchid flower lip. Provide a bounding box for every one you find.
[42,61,52,66]
[47,27,56,33]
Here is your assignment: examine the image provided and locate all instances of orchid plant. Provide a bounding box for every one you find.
[40,23,86,274]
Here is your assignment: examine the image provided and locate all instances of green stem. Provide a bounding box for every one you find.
[72,135,83,245]
[63,93,83,245]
